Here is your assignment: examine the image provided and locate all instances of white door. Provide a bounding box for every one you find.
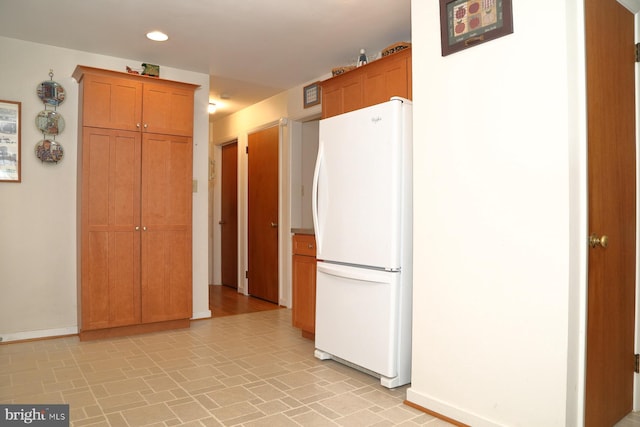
[313,100,404,269]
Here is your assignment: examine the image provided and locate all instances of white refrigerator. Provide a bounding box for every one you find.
[312,97,412,388]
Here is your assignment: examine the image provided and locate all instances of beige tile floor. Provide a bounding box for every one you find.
[4,308,639,427]
[618,412,640,427]
[1,309,455,426]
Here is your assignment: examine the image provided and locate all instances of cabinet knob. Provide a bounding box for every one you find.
[143,123,148,129]
[136,123,141,128]
[135,226,140,231]
[308,244,314,249]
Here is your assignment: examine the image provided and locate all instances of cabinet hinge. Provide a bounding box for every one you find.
[245,270,248,279]
[635,43,640,63]
[635,354,639,373]
[246,146,249,154]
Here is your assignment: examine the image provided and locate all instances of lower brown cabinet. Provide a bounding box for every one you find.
[292,233,317,339]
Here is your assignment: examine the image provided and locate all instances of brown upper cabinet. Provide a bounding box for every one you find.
[320,48,412,119]
[73,65,195,137]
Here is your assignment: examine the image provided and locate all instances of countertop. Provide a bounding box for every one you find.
[291,228,314,235]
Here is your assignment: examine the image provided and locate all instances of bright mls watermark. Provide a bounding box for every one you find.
[1,405,69,426]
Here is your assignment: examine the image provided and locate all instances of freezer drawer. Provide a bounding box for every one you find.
[315,262,401,378]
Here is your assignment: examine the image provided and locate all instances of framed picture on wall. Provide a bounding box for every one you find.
[440,0,513,56]
[303,82,321,108]
[0,99,21,183]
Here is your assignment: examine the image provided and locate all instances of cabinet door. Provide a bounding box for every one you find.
[321,72,363,119]
[363,52,410,106]
[293,234,316,256]
[140,133,193,323]
[81,128,141,330]
[142,82,195,137]
[292,254,317,334]
[322,82,344,119]
[81,74,142,131]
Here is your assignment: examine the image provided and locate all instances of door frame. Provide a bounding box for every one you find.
[626,0,640,412]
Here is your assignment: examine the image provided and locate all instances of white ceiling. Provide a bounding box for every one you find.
[0,0,411,120]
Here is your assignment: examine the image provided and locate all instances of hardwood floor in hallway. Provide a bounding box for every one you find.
[209,285,282,318]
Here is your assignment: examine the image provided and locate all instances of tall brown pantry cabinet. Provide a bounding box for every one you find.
[73,65,199,340]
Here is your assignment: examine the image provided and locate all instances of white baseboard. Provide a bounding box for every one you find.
[191,310,212,320]
[1,313,213,343]
[405,387,500,427]
[1,326,78,343]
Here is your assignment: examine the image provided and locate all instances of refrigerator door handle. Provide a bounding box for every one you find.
[318,262,396,284]
[312,141,324,252]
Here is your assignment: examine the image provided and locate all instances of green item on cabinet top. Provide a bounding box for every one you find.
[141,63,160,77]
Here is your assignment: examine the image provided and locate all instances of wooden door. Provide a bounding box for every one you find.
[585,0,636,425]
[140,133,193,323]
[80,128,141,330]
[221,141,238,289]
[247,125,279,303]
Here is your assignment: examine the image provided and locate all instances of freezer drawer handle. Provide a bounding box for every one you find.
[317,263,398,284]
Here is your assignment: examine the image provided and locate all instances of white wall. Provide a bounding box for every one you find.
[407,1,585,426]
[290,120,319,230]
[300,121,319,230]
[0,36,210,341]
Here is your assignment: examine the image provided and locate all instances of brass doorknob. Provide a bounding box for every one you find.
[589,234,609,248]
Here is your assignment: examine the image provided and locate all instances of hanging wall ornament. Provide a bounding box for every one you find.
[35,69,65,164]
[35,139,64,163]
[35,110,65,135]
[37,80,66,107]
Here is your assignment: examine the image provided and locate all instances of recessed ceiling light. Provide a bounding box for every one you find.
[146,31,168,42]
